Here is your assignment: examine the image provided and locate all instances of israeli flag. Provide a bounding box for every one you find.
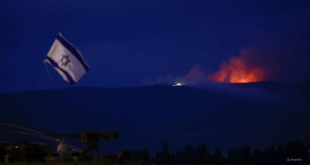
[44,33,89,84]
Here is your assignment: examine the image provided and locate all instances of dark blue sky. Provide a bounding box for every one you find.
[1,0,310,92]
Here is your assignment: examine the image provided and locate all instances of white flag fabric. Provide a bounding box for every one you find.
[44,33,89,84]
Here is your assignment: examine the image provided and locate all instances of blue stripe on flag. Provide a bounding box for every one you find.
[46,57,76,84]
[56,35,90,71]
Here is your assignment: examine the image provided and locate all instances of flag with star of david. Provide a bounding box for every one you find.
[44,33,89,84]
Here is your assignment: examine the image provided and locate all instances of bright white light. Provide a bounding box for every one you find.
[172,83,182,86]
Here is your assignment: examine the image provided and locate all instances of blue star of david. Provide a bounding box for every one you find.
[61,55,70,67]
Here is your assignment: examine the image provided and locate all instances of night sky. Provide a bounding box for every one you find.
[1,0,310,93]
[1,0,310,157]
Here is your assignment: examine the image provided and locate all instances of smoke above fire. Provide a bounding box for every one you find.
[208,5,310,83]
[145,56,265,86]
[143,4,310,86]
[208,56,264,83]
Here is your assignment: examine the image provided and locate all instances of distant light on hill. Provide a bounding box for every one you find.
[172,83,182,86]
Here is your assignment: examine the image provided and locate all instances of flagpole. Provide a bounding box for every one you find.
[15,20,66,125]
[11,64,44,142]
[17,63,44,122]
[10,19,67,142]
[11,19,68,142]
[17,25,66,124]
[17,64,44,122]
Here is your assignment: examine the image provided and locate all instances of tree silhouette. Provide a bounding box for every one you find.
[252,149,261,165]
[160,141,171,165]
[293,140,307,159]
[261,147,270,164]
[277,142,285,159]
[174,148,183,165]
[286,141,294,158]
[195,143,209,165]
[227,148,238,165]
[184,145,195,164]
[268,145,276,165]
[132,150,142,161]
[132,140,310,165]
[142,148,151,162]
[132,148,150,162]
[163,140,169,153]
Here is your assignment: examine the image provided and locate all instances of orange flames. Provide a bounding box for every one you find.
[208,57,264,83]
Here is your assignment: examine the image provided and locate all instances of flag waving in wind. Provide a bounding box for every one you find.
[44,33,89,84]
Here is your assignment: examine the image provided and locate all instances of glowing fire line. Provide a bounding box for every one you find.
[208,58,264,83]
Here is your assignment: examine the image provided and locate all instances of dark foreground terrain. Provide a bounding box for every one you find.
[0,81,310,156]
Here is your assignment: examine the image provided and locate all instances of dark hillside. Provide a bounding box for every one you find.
[0,82,309,154]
